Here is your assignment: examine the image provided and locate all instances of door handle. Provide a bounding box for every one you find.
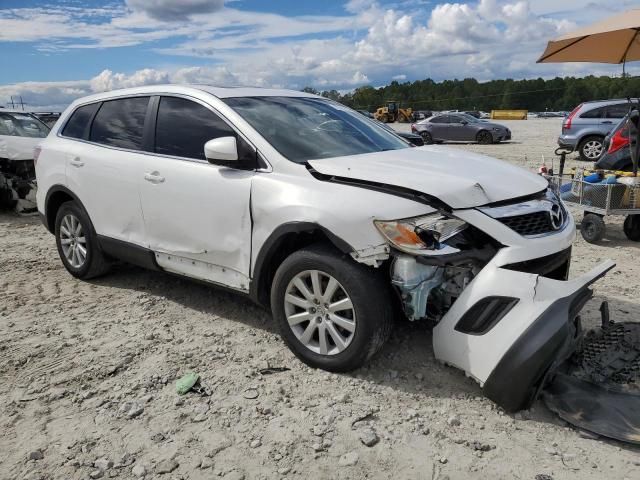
[602,121,613,124]
[69,157,84,168]
[144,172,165,184]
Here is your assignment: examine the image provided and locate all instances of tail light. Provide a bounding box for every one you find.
[608,125,630,154]
[33,146,42,166]
[563,104,582,132]
[411,123,417,133]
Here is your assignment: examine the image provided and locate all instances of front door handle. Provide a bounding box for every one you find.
[69,157,84,168]
[602,121,613,124]
[144,172,165,184]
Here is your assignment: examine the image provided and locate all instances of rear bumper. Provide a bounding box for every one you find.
[433,260,615,411]
[557,135,577,149]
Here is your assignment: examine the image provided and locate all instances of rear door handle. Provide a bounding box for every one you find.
[144,172,165,184]
[602,121,613,124]
[69,157,84,168]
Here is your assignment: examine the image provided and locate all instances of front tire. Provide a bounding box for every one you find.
[271,245,393,372]
[55,201,110,279]
[476,130,493,144]
[578,136,604,161]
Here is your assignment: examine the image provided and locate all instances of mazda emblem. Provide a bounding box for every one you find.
[549,205,564,230]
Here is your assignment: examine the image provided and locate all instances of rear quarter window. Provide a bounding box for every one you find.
[62,103,100,139]
[90,97,150,150]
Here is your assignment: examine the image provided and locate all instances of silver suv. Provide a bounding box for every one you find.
[558,99,631,161]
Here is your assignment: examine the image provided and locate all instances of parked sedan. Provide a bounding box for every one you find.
[411,113,511,145]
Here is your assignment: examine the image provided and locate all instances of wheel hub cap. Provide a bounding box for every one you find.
[284,270,356,356]
[60,213,87,269]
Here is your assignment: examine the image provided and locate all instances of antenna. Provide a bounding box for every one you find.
[8,96,26,110]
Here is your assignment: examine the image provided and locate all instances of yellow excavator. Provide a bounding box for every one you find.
[374,101,413,123]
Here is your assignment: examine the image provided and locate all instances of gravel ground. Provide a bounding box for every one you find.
[1,118,639,480]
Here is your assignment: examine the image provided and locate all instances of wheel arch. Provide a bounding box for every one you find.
[476,129,493,141]
[44,185,88,234]
[250,222,353,308]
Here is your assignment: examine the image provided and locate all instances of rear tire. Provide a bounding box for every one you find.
[577,136,604,161]
[476,130,493,144]
[580,213,606,243]
[55,201,110,279]
[623,215,640,241]
[420,131,433,144]
[270,245,393,372]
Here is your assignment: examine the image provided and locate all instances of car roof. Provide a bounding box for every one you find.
[67,84,318,107]
[581,99,629,106]
[0,109,40,115]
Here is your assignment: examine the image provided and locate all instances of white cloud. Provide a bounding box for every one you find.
[89,69,171,92]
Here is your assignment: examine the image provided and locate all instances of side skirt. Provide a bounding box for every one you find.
[97,235,161,271]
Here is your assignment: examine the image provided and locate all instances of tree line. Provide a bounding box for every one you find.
[303,75,640,112]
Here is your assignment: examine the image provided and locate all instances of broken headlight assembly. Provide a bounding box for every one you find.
[374,213,468,255]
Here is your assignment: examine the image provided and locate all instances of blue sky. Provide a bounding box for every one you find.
[0,0,637,109]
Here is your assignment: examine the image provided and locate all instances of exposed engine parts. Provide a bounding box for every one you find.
[391,254,476,321]
[0,158,37,214]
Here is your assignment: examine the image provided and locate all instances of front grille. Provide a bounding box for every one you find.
[498,211,555,236]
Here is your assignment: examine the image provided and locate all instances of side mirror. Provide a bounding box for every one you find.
[204,137,238,163]
[460,120,468,125]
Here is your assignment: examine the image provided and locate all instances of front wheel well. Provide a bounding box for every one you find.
[250,225,352,308]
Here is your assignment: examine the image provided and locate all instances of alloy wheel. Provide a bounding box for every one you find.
[284,270,356,356]
[59,213,87,268]
[583,140,603,159]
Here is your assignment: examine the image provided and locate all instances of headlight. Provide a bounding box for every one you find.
[374,213,467,254]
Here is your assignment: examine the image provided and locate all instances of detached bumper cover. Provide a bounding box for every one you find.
[433,260,615,412]
[482,284,591,411]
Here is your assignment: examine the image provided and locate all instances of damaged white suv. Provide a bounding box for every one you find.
[36,86,613,412]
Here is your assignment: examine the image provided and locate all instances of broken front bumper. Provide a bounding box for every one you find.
[433,260,615,412]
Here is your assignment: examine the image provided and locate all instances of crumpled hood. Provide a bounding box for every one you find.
[308,146,547,209]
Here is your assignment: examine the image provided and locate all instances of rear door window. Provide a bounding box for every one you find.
[605,103,630,119]
[90,97,150,150]
[154,96,235,160]
[430,115,448,124]
[62,103,100,139]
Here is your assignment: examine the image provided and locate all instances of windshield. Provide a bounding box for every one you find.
[223,96,409,162]
[0,112,50,138]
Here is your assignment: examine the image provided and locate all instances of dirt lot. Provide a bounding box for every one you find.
[1,118,639,480]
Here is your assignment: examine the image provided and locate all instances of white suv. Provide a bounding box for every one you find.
[36,85,613,411]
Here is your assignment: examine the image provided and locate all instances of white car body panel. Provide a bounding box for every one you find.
[65,141,147,246]
[308,146,548,209]
[138,154,253,290]
[0,134,41,161]
[249,166,433,275]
